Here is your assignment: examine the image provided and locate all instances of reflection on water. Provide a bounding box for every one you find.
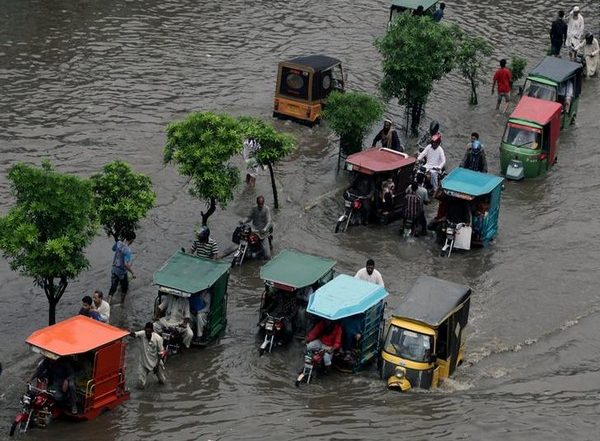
[1,0,600,439]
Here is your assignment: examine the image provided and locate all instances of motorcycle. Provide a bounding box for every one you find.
[258,314,286,356]
[10,382,60,437]
[159,325,185,356]
[440,221,469,258]
[335,191,368,233]
[232,223,272,266]
[295,349,326,387]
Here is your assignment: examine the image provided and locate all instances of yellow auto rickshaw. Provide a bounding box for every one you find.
[273,55,344,125]
[380,275,471,391]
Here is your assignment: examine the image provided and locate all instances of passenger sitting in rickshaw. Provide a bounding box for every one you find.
[471,197,490,246]
[341,314,363,361]
[348,174,375,224]
[189,289,211,341]
[154,293,193,348]
[381,178,395,214]
[30,356,79,414]
[558,79,574,113]
[305,319,343,370]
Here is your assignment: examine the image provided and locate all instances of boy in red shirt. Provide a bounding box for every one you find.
[492,59,512,113]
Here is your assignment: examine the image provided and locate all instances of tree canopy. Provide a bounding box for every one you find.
[0,161,97,325]
[322,91,384,154]
[164,111,245,225]
[90,160,156,241]
[456,35,493,105]
[239,116,296,208]
[376,13,461,134]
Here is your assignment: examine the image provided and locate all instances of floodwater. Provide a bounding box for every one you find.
[1,0,600,439]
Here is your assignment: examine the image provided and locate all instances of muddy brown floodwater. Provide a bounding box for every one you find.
[1,0,600,440]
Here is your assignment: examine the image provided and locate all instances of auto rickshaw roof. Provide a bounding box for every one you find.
[392,276,471,327]
[441,168,503,197]
[509,96,563,126]
[260,249,336,289]
[346,148,415,175]
[153,251,230,295]
[529,56,583,83]
[391,0,437,9]
[307,274,388,320]
[285,55,341,72]
[26,316,129,357]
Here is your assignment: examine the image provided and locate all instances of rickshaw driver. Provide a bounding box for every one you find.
[417,134,446,191]
[371,119,404,152]
[241,195,273,260]
[305,319,343,370]
[30,357,78,414]
[349,174,375,224]
[154,293,194,348]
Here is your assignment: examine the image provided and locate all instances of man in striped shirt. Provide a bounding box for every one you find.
[190,227,219,260]
[404,183,424,235]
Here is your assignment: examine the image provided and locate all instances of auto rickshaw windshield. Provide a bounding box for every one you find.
[503,124,541,149]
[524,80,557,101]
[384,326,433,363]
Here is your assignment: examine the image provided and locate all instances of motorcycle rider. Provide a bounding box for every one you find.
[417,133,446,192]
[461,140,488,173]
[371,118,403,152]
[305,319,343,371]
[241,195,273,260]
[30,357,78,414]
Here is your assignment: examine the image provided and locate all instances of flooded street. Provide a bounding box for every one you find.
[1,0,600,439]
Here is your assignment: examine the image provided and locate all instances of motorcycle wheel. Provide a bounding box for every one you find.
[10,420,26,437]
[334,220,344,233]
[259,347,265,357]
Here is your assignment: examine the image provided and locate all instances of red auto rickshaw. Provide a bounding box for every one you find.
[10,316,130,436]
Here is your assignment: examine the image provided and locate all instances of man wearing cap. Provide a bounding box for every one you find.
[372,119,403,152]
[567,6,585,60]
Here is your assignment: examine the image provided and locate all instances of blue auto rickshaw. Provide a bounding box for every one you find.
[296,274,388,385]
[434,168,504,257]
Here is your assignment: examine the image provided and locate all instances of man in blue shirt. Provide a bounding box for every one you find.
[432,2,445,22]
[79,296,102,321]
[107,230,136,303]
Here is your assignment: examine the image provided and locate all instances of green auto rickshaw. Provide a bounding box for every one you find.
[389,0,438,23]
[258,249,336,354]
[153,251,230,351]
[500,96,562,180]
[523,56,583,129]
[380,275,471,391]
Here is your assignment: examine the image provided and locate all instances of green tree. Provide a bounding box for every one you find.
[0,161,97,325]
[509,56,528,85]
[239,117,296,209]
[376,14,461,135]
[90,160,156,242]
[322,91,384,155]
[164,112,244,226]
[456,35,493,105]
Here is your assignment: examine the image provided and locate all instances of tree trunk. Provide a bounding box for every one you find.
[44,276,69,325]
[48,298,58,326]
[470,79,478,105]
[410,102,423,137]
[267,162,279,209]
[201,197,216,226]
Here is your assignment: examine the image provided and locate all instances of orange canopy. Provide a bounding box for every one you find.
[26,316,129,357]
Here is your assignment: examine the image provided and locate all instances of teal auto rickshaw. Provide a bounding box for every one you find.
[389,0,438,23]
[380,275,471,391]
[153,251,230,350]
[433,168,504,257]
[296,274,388,385]
[523,56,583,129]
[258,249,336,354]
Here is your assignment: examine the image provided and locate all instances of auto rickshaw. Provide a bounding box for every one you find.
[380,275,471,391]
[335,147,416,233]
[296,274,388,385]
[500,96,562,180]
[523,56,583,129]
[433,168,504,257]
[273,55,344,125]
[153,251,230,350]
[11,316,130,436]
[258,249,336,354]
[389,0,438,23]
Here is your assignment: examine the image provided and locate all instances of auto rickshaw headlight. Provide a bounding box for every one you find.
[394,366,406,379]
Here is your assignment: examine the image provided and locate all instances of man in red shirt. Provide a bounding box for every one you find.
[305,319,342,368]
[492,59,512,113]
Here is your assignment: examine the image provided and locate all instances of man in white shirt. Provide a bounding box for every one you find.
[417,133,446,191]
[92,290,110,323]
[153,293,194,348]
[130,322,166,389]
[354,259,385,287]
[567,6,585,60]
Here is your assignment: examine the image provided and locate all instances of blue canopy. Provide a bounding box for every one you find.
[307,274,388,320]
[442,168,504,197]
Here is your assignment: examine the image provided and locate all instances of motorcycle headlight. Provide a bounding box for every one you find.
[394,366,406,379]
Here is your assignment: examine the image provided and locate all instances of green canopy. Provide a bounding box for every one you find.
[153,251,230,296]
[390,0,438,10]
[259,249,336,289]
